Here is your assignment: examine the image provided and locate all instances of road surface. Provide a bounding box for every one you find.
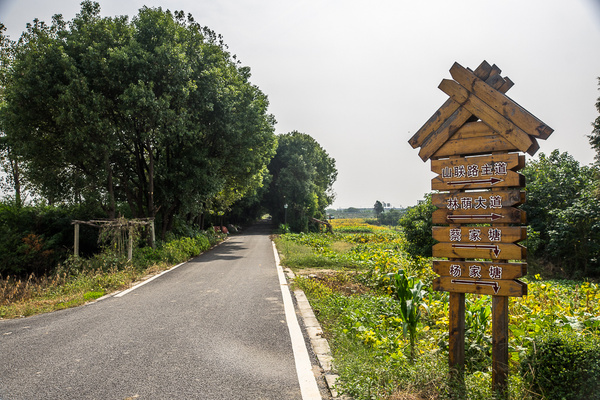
[0,222,322,399]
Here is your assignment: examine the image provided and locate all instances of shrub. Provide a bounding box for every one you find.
[398,194,436,258]
[521,330,600,400]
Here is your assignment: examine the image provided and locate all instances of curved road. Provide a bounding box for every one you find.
[0,222,322,399]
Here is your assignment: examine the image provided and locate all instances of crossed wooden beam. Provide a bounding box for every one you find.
[409,61,553,161]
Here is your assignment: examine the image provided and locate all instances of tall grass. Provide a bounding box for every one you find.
[0,230,224,319]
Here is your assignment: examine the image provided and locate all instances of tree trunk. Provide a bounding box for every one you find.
[147,140,155,218]
[105,153,116,219]
[10,156,22,207]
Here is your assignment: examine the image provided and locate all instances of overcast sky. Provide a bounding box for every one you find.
[2,0,599,209]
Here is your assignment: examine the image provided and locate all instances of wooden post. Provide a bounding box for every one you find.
[128,226,133,261]
[492,295,509,398]
[150,221,156,249]
[449,291,465,394]
[74,223,80,257]
[492,153,510,399]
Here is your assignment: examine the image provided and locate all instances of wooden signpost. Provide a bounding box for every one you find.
[408,61,553,398]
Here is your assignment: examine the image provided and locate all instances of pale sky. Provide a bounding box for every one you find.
[1,0,599,209]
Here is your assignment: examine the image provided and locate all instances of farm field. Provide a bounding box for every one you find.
[274,218,600,400]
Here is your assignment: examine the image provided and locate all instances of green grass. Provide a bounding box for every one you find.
[275,225,600,400]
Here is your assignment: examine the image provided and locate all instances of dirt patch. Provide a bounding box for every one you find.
[296,269,370,296]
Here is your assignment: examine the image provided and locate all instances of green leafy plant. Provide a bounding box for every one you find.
[388,269,427,359]
[465,296,492,373]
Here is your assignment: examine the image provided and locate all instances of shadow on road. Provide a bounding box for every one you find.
[237,219,276,236]
[193,220,275,262]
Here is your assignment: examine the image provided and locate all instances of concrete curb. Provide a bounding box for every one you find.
[283,268,353,400]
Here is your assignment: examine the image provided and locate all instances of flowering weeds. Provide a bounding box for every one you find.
[278,218,600,399]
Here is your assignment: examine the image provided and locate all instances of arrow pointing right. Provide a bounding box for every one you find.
[446,213,504,222]
[447,177,504,186]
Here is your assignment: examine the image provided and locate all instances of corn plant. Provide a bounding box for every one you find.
[389,269,428,359]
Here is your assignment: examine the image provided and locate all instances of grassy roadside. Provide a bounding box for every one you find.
[0,231,225,319]
[274,219,600,400]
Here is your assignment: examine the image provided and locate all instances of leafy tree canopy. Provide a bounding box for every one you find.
[374,200,384,216]
[398,194,436,258]
[0,1,276,237]
[263,131,337,232]
[521,150,600,277]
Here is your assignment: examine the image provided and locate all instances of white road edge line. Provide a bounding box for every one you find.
[114,261,187,298]
[272,242,322,400]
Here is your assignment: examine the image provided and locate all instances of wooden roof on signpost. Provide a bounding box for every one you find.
[408,61,553,161]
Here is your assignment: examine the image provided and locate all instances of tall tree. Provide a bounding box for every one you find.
[264,131,337,232]
[0,2,276,236]
[590,77,600,165]
[0,23,27,205]
[373,200,384,218]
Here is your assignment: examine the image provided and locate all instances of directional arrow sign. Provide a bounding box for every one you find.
[432,170,524,190]
[432,226,527,244]
[446,213,504,222]
[433,277,527,297]
[432,189,525,210]
[446,177,504,186]
[453,243,503,257]
[433,242,526,260]
[432,260,527,280]
[452,279,500,294]
[431,153,526,190]
[433,207,526,225]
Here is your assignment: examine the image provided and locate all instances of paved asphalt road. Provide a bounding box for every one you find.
[0,222,318,400]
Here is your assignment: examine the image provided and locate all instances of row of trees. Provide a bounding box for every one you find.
[0,2,278,239]
[0,2,337,275]
[0,2,337,237]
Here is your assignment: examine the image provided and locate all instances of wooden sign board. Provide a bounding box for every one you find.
[433,277,527,297]
[432,226,526,244]
[432,207,526,225]
[431,189,525,210]
[433,242,526,260]
[432,122,522,158]
[408,60,554,397]
[431,153,525,190]
[433,260,527,280]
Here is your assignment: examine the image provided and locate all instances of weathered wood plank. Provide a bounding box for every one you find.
[431,153,524,173]
[416,64,512,161]
[433,132,520,158]
[431,121,520,158]
[449,121,494,138]
[438,79,536,155]
[434,277,527,297]
[431,189,525,210]
[492,296,510,398]
[448,292,465,385]
[432,260,527,280]
[432,207,526,225]
[432,226,526,244]
[418,72,511,161]
[433,242,526,260]
[449,62,553,140]
[409,61,493,149]
[432,170,524,190]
